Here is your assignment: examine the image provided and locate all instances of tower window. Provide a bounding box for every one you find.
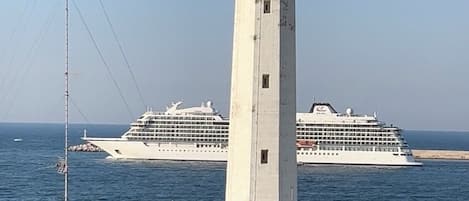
[262,74,270,88]
[264,0,271,14]
[261,149,268,164]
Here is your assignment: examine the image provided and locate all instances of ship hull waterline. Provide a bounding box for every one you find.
[84,138,422,166]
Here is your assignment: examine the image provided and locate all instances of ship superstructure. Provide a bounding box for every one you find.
[84,101,229,161]
[84,101,421,166]
[295,103,417,165]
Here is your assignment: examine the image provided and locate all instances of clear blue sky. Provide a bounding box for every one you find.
[1,0,468,131]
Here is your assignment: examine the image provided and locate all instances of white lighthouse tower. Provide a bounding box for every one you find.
[225,0,297,201]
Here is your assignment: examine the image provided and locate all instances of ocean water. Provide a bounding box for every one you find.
[0,123,468,201]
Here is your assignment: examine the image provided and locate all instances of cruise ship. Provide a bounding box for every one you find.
[83,101,422,166]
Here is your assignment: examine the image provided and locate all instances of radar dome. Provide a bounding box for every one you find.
[206,101,213,108]
[346,108,354,116]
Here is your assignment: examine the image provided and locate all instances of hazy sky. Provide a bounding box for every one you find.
[0,0,468,131]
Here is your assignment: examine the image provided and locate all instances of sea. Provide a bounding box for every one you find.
[0,123,468,201]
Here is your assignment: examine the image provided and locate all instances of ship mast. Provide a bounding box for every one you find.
[64,0,69,200]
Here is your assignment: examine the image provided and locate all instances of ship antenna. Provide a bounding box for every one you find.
[64,0,70,200]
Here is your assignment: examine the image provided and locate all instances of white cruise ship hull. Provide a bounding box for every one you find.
[85,138,422,166]
[296,150,421,166]
[85,138,227,161]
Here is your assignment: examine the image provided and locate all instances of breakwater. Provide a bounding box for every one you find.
[68,143,103,152]
[413,149,469,160]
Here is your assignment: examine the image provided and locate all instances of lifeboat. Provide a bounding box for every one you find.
[296,140,315,148]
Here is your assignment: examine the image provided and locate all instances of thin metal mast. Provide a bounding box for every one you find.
[64,0,69,200]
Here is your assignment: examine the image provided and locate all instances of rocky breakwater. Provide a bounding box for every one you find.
[68,143,103,152]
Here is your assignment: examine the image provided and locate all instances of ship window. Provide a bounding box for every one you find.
[262,74,269,88]
[263,0,271,13]
[261,149,268,164]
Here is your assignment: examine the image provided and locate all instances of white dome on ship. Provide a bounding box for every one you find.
[346,107,353,116]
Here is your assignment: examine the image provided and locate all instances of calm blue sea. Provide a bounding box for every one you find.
[0,123,468,201]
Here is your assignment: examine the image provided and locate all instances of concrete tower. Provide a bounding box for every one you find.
[225,0,297,201]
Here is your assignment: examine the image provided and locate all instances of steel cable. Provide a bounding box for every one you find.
[72,0,135,120]
[98,0,147,109]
